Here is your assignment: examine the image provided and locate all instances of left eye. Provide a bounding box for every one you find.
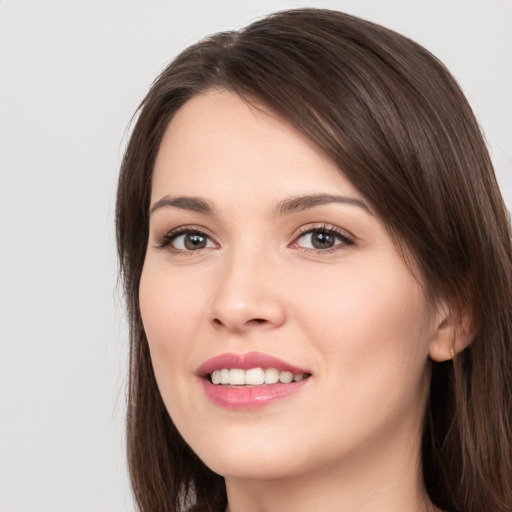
[171,231,216,251]
[294,228,351,250]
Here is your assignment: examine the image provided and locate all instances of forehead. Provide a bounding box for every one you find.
[151,90,363,203]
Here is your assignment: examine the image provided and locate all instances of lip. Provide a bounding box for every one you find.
[197,351,309,376]
[197,352,311,410]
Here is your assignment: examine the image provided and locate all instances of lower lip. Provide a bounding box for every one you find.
[201,378,309,410]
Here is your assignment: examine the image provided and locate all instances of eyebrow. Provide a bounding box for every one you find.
[149,192,371,217]
[274,193,372,216]
[150,195,214,215]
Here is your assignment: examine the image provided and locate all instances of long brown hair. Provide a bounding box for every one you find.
[116,8,512,512]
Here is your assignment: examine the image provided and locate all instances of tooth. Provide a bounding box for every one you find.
[211,368,305,386]
[229,368,245,385]
[245,368,265,385]
[211,370,221,384]
[279,371,293,384]
[220,369,230,384]
[264,368,279,384]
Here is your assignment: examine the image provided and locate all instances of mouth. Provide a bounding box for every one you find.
[197,352,312,409]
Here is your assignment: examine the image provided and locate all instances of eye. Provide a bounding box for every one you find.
[157,228,216,252]
[293,226,353,251]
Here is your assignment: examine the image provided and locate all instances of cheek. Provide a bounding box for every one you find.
[296,261,432,388]
[139,262,207,384]
[138,262,216,441]
[140,257,206,331]
[293,265,432,446]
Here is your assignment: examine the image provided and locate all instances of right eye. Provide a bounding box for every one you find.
[158,229,217,252]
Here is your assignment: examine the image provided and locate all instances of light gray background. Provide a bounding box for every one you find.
[0,1,510,511]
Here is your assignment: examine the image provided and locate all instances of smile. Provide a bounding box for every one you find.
[198,352,312,409]
[210,368,308,386]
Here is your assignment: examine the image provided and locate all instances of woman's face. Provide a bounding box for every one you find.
[140,90,439,483]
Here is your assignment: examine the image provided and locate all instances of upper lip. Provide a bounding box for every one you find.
[197,352,310,377]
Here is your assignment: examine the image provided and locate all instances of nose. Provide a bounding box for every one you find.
[209,249,286,333]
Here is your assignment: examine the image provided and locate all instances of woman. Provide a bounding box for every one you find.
[116,8,512,512]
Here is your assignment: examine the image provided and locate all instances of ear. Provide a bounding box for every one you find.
[428,306,475,362]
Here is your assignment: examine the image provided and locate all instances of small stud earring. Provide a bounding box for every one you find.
[450,348,456,360]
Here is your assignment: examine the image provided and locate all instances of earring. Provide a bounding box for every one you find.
[450,347,456,360]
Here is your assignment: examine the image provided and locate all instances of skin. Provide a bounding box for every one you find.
[140,90,447,512]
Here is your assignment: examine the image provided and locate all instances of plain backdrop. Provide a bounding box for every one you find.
[0,1,511,511]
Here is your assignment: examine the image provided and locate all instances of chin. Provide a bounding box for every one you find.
[205,451,307,482]
[179,422,307,480]
[186,424,342,484]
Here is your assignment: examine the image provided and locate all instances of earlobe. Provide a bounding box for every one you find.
[428,309,475,362]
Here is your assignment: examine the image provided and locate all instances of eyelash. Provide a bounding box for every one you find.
[292,224,354,253]
[155,226,217,253]
[155,224,354,254]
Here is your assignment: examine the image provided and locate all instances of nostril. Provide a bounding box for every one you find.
[211,317,269,330]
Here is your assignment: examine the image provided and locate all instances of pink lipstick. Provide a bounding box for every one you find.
[197,352,311,410]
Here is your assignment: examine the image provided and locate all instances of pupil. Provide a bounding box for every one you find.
[312,231,334,249]
[185,233,206,250]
